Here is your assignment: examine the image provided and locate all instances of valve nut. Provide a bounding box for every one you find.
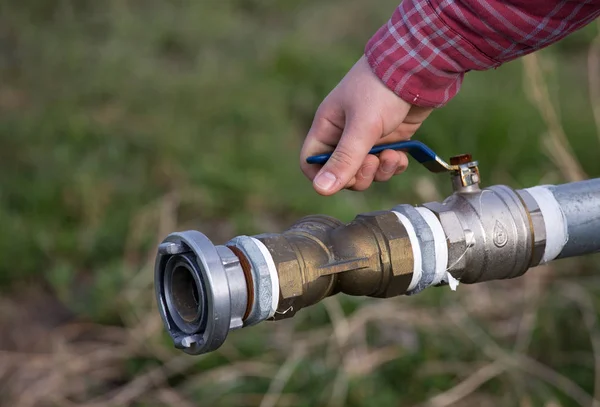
[421,202,469,280]
[348,211,414,298]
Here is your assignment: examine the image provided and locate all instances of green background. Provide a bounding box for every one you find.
[1,1,600,406]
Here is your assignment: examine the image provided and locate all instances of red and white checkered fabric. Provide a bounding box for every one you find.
[366,0,600,107]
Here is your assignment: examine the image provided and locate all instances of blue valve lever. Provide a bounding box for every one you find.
[306,140,460,174]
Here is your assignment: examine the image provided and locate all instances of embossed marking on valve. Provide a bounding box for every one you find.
[493,221,508,248]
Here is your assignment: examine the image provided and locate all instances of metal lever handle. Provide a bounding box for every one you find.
[306,140,459,174]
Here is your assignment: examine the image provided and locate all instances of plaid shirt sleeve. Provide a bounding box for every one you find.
[365,0,600,108]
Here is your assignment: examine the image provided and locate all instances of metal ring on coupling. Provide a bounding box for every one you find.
[155,231,232,355]
[517,189,547,268]
[226,236,278,326]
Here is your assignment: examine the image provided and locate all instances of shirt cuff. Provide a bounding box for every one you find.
[365,0,499,108]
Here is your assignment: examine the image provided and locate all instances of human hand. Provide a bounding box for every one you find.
[300,55,433,196]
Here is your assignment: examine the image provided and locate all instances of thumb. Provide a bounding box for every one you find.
[312,117,381,195]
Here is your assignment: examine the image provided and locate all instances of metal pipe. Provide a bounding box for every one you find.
[547,179,600,259]
[154,175,600,356]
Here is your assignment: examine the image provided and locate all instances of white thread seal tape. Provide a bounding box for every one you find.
[392,211,423,292]
[250,237,280,318]
[525,186,568,264]
[415,207,449,287]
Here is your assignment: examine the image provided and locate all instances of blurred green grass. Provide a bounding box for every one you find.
[1,1,600,406]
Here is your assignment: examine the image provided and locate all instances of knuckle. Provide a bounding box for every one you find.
[357,164,377,180]
[346,109,382,135]
[328,147,355,170]
[361,117,383,137]
[314,103,343,128]
[394,164,408,175]
[313,107,330,125]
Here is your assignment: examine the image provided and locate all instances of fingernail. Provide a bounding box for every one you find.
[382,160,396,174]
[314,171,337,192]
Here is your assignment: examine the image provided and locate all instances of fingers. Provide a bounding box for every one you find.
[299,111,344,182]
[312,116,382,195]
[302,115,416,194]
[374,149,409,182]
[348,154,380,191]
[300,56,422,196]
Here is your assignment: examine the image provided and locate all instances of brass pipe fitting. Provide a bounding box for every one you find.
[254,211,414,320]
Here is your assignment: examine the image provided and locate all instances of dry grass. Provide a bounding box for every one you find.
[2,269,600,406]
[522,53,586,183]
[589,21,600,142]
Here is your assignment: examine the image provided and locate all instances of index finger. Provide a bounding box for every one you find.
[300,114,344,181]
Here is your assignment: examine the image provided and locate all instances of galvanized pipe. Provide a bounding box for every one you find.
[547,178,600,259]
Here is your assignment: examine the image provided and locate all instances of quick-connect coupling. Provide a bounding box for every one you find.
[154,231,278,355]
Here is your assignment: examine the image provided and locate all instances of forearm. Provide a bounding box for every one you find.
[366,0,600,108]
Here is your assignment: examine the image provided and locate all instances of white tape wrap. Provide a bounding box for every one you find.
[392,211,422,292]
[250,237,280,318]
[415,207,449,286]
[525,186,569,264]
